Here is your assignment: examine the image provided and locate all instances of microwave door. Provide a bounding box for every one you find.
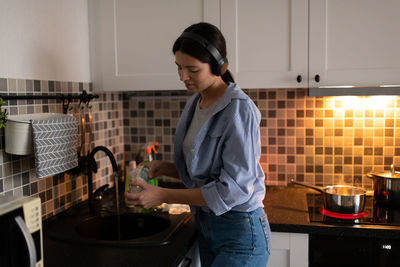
[14,216,37,267]
[0,214,37,267]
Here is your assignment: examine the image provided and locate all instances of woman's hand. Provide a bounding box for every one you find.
[144,160,165,179]
[143,160,180,180]
[124,179,165,209]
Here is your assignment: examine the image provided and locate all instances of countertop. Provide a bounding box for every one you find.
[265,185,400,238]
[43,184,400,266]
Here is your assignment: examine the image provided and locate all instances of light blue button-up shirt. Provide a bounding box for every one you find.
[174,83,265,216]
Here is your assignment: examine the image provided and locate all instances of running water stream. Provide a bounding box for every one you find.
[113,173,121,240]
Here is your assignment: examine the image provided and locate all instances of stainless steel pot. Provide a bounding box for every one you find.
[367,164,400,206]
[291,180,366,214]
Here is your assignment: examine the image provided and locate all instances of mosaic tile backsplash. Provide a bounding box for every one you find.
[1,76,400,219]
[0,77,124,218]
[124,88,400,190]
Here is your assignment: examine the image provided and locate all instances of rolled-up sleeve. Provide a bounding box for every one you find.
[200,104,261,215]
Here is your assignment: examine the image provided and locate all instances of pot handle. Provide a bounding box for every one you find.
[366,173,374,179]
[290,179,325,193]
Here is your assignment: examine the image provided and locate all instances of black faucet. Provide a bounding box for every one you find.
[87,146,118,215]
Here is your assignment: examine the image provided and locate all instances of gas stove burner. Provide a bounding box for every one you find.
[319,208,368,219]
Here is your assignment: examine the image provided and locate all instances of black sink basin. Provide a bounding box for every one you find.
[76,213,170,241]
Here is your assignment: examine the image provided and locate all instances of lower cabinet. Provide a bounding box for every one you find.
[267,232,309,267]
[178,241,201,267]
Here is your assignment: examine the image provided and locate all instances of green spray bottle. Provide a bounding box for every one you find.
[144,142,159,186]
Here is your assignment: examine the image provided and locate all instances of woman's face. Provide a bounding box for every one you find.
[175,50,217,93]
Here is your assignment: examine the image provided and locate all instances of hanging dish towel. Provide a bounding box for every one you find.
[31,114,78,179]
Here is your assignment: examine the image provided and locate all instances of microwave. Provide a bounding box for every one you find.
[0,196,43,267]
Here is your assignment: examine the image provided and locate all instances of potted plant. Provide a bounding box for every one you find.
[0,98,8,128]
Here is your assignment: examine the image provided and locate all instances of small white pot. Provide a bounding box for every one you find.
[5,113,67,155]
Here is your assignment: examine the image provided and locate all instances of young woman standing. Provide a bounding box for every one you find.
[125,22,271,267]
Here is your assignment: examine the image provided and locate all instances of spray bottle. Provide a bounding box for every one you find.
[143,142,159,186]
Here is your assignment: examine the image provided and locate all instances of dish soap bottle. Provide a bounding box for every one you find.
[144,142,159,186]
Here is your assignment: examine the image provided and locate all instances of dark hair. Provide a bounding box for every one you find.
[173,22,234,83]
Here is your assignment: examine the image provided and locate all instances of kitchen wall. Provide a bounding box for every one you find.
[125,89,400,190]
[2,78,400,219]
[0,77,124,218]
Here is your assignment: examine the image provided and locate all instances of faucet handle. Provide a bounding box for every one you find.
[93,184,109,200]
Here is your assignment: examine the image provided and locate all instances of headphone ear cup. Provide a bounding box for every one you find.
[219,60,229,76]
[215,58,228,76]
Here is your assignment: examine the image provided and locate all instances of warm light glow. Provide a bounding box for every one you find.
[365,96,393,109]
[320,85,354,88]
[337,96,394,110]
[380,85,400,87]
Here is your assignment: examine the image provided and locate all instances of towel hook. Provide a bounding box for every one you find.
[62,96,72,114]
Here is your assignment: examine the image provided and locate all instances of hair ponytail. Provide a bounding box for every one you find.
[221,69,235,83]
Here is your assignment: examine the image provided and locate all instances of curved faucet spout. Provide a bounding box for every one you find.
[88,146,118,173]
[86,146,118,215]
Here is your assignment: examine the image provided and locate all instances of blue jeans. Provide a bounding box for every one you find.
[195,207,271,267]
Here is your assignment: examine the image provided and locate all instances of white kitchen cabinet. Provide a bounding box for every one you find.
[88,0,219,91]
[89,0,400,91]
[267,232,308,267]
[309,0,400,88]
[220,0,309,89]
[221,0,400,90]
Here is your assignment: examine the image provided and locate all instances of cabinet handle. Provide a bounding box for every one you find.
[296,75,302,83]
[315,74,320,83]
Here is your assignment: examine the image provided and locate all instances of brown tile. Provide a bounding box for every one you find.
[335,129,343,136]
[296,110,304,117]
[385,129,394,137]
[344,157,352,164]
[354,138,363,146]
[315,119,323,127]
[364,148,373,155]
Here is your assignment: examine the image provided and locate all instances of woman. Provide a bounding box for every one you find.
[125,22,271,267]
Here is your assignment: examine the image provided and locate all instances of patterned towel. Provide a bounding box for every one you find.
[31,114,78,179]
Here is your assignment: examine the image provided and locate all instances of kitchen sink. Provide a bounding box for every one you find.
[75,213,170,241]
[44,182,197,266]
[46,181,192,247]
[47,210,191,247]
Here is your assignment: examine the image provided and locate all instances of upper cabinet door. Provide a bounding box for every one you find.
[89,0,219,91]
[220,0,308,89]
[309,0,400,88]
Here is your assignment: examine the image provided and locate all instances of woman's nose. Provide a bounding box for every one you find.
[179,69,189,81]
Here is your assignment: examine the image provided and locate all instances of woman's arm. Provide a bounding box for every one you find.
[147,160,180,180]
[124,179,207,209]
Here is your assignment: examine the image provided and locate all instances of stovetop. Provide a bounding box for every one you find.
[307,193,400,226]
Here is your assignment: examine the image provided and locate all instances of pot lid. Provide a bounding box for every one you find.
[368,164,400,179]
[368,171,400,179]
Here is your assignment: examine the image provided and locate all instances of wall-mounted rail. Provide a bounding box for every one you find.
[0,90,98,114]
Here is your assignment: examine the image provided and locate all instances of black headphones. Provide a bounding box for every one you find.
[178,32,229,76]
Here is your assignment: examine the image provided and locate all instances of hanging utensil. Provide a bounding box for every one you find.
[86,102,93,156]
[79,101,86,157]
